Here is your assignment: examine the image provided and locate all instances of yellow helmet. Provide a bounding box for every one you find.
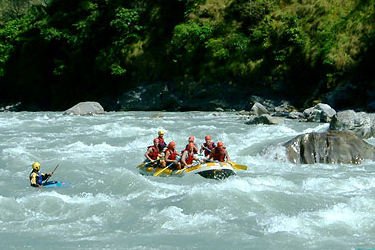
[32,162,40,171]
[158,130,165,135]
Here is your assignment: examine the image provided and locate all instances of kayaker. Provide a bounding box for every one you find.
[165,141,182,170]
[145,138,166,167]
[156,130,167,151]
[185,136,199,154]
[181,142,202,168]
[200,135,215,156]
[29,162,52,188]
[208,141,230,162]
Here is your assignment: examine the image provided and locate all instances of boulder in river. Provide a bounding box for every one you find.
[245,114,284,125]
[63,101,105,115]
[250,102,269,116]
[284,131,375,164]
[329,110,375,139]
[303,103,336,123]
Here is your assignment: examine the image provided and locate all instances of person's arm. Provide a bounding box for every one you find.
[193,155,203,163]
[191,143,198,154]
[207,149,215,161]
[200,144,204,154]
[30,172,38,187]
[30,172,43,187]
[42,173,52,181]
[165,151,172,164]
[180,151,188,166]
[225,150,230,162]
[144,148,152,161]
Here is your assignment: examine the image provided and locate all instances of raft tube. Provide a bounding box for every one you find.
[138,161,236,180]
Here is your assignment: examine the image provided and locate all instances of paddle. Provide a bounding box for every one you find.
[153,162,174,177]
[175,160,201,174]
[137,158,163,168]
[154,155,183,177]
[204,146,247,171]
[228,161,247,171]
[44,164,59,183]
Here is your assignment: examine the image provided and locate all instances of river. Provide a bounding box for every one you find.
[0,111,374,250]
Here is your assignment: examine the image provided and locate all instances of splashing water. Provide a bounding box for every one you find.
[0,112,374,250]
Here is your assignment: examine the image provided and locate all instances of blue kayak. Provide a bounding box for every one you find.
[43,181,71,188]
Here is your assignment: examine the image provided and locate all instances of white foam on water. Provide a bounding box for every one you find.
[302,123,329,133]
[303,176,375,195]
[2,146,39,163]
[144,206,223,232]
[2,112,375,249]
[258,195,375,240]
[318,196,375,231]
[58,141,126,160]
[92,123,151,138]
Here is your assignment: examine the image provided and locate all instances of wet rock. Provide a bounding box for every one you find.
[287,111,305,120]
[248,95,277,111]
[329,110,375,139]
[245,114,284,125]
[284,131,375,164]
[303,103,336,123]
[0,102,22,112]
[250,102,269,116]
[274,101,297,117]
[63,101,105,115]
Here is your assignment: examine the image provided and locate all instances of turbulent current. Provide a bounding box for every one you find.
[1,111,374,250]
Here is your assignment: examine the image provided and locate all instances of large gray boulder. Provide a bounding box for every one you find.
[250,102,269,116]
[274,101,297,117]
[329,110,375,139]
[303,103,336,123]
[284,131,375,164]
[245,114,284,125]
[63,101,105,115]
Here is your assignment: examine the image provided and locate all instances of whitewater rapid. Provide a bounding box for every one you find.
[0,111,374,250]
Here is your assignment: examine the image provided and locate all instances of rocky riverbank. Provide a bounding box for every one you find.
[240,99,375,164]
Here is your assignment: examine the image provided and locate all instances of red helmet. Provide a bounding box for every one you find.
[168,141,175,149]
[188,136,195,142]
[187,142,194,149]
[217,141,223,147]
[153,138,159,143]
[205,135,211,140]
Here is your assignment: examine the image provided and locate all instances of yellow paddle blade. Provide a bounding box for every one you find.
[153,165,169,177]
[137,162,147,168]
[229,161,247,171]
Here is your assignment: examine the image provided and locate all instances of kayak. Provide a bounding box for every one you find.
[138,161,236,180]
[43,181,71,188]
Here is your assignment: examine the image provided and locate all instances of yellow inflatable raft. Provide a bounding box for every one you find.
[138,161,237,179]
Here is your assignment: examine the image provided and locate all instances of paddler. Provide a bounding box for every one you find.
[180,142,202,168]
[165,141,182,170]
[29,162,52,188]
[207,141,230,162]
[200,135,215,156]
[185,136,199,154]
[145,138,166,167]
[156,130,167,151]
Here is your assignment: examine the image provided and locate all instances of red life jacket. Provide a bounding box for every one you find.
[203,142,215,156]
[212,146,226,162]
[165,148,177,161]
[181,149,194,165]
[147,146,159,160]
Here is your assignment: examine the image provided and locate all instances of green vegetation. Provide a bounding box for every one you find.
[0,0,374,110]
